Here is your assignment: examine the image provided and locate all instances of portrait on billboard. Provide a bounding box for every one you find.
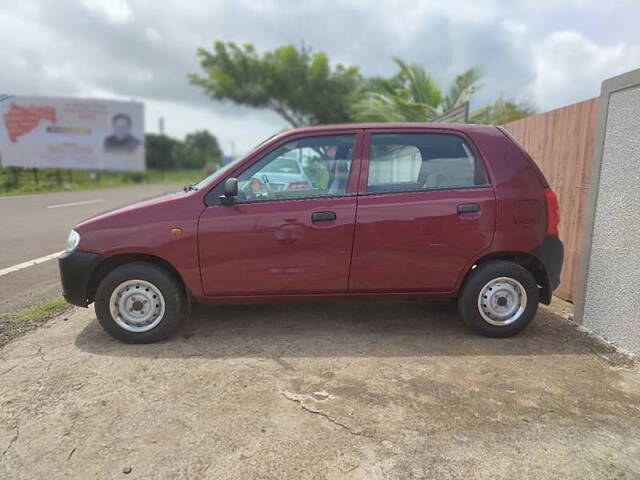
[103,113,141,154]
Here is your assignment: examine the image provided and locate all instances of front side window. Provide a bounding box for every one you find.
[232,134,356,202]
[367,133,487,194]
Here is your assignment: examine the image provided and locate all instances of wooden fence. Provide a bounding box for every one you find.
[502,98,599,302]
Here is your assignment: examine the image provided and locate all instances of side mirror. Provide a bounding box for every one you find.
[219,177,238,206]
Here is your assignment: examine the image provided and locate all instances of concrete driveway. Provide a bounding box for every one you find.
[1,299,639,479]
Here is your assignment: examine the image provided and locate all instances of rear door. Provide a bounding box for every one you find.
[198,131,363,296]
[349,129,496,293]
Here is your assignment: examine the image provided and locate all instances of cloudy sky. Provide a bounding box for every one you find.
[2,0,640,154]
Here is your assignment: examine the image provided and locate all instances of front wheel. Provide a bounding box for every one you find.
[458,260,539,337]
[95,262,186,343]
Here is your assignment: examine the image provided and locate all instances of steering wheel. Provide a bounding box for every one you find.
[260,175,275,196]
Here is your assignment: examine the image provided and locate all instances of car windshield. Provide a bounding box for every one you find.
[262,157,301,174]
[192,156,243,190]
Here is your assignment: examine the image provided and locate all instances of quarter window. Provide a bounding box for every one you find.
[367,133,487,193]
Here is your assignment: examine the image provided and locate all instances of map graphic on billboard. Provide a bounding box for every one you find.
[0,95,144,171]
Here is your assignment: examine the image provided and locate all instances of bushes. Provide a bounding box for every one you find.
[146,130,222,171]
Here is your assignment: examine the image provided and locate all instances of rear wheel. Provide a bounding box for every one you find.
[458,260,539,337]
[95,262,186,343]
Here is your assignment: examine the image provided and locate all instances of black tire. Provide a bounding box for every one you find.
[94,262,186,343]
[458,260,539,338]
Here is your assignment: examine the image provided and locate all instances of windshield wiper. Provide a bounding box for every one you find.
[183,183,198,192]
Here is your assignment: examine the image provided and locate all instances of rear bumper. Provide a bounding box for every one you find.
[532,235,564,303]
[58,251,103,307]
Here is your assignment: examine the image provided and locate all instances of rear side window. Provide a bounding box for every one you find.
[367,133,488,194]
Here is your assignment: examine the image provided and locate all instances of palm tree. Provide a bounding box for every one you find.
[352,59,482,122]
[352,59,533,124]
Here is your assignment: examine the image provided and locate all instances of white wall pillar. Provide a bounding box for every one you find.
[575,68,640,356]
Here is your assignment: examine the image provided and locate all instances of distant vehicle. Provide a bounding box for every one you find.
[59,123,563,343]
[245,155,313,192]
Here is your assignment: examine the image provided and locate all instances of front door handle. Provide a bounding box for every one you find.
[312,211,337,222]
[457,203,480,213]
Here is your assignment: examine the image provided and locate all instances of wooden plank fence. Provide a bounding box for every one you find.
[502,98,599,302]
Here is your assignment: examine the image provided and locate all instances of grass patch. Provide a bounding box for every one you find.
[0,167,204,196]
[1,298,73,348]
[8,298,71,324]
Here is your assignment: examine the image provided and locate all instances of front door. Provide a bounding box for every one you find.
[198,132,362,296]
[349,130,496,293]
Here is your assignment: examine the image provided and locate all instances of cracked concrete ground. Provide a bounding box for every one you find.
[1,299,639,479]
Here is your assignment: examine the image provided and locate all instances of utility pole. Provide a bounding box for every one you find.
[159,117,165,135]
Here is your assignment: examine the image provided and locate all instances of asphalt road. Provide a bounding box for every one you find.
[0,183,186,315]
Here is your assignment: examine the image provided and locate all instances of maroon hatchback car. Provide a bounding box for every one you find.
[59,123,563,343]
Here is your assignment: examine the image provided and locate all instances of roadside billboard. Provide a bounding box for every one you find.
[0,95,145,171]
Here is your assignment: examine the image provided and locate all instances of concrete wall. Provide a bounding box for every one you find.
[575,69,640,356]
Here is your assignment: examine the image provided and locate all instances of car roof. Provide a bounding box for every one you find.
[280,122,499,136]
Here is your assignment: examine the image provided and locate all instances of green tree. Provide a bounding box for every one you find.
[470,94,536,124]
[189,41,362,127]
[177,130,223,169]
[145,134,182,170]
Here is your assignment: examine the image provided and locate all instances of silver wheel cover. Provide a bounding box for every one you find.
[109,279,166,333]
[477,276,527,326]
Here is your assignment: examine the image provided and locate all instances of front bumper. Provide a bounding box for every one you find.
[58,251,103,307]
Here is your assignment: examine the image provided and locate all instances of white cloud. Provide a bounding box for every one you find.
[529,30,640,108]
[502,19,528,38]
[81,0,133,25]
[144,27,162,47]
[2,0,640,154]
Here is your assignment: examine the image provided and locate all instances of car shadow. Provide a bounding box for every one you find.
[74,299,610,360]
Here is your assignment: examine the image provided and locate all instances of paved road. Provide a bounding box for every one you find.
[0,183,185,314]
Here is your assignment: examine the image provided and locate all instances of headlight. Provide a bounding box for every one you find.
[65,230,80,252]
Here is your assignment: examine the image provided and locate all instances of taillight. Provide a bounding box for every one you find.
[544,187,560,236]
[287,181,309,190]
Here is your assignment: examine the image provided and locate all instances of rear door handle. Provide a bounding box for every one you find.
[457,203,480,213]
[312,211,337,222]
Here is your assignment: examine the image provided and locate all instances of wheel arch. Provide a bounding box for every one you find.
[459,251,551,304]
[87,253,187,305]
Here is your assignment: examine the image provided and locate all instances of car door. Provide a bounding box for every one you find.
[198,131,362,296]
[349,129,496,293]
